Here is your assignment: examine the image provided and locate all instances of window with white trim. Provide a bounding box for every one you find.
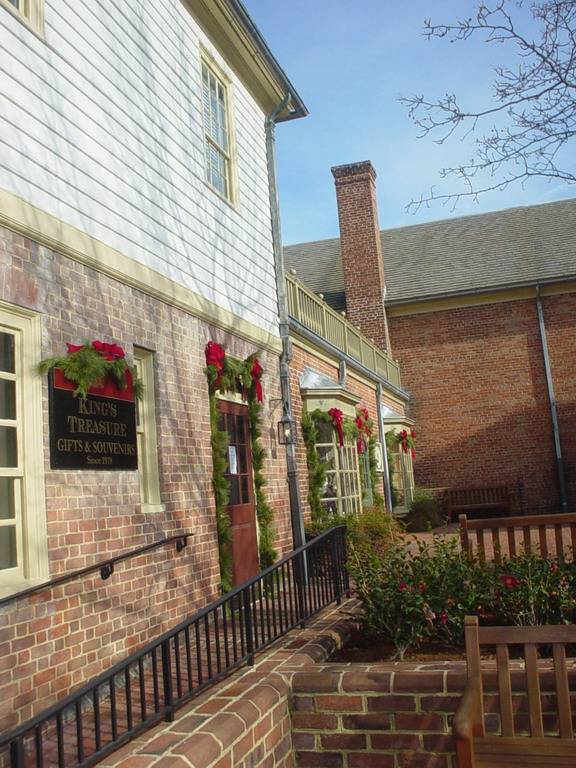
[201,60,232,199]
[0,305,47,594]
[316,421,363,517]
[0,0,44,32]
[133,348,164,512]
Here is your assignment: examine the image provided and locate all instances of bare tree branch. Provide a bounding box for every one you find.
[400,0,576,213]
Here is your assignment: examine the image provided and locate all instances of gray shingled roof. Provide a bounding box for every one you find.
[284,198,576,306]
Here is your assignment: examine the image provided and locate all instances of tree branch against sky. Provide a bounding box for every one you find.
[400,0,576,213]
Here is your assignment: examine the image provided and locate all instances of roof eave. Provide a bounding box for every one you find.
[188,0,308,121]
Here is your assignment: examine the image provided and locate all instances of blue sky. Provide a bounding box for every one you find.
[243,0,576,244]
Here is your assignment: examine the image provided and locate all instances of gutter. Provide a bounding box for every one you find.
[289,317,410,403]
[225,0,308,121]
[386,274,576,308]
[265,95,306,551]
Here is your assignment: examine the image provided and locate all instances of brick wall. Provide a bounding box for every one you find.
[102,675,295,768]
[389,293,576,515]
[0,225,291,729]
[291,666,463,768]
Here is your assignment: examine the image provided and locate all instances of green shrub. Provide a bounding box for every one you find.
[403,487,444,532]
[305,508,402,552]
[488,552,576,626]
[347,529,576,659]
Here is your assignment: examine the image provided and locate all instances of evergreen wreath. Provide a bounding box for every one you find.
[204,342,275,591]
[39,340,143,400]
[396,428,417,458]
[301,407,384,522]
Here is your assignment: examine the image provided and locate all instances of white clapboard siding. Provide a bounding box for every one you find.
[0,0,283,334]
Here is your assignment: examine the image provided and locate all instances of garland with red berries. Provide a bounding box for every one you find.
[204,342,274,592]
[39,340,143,400]
[396,428,417,458]
[301,407,384,521]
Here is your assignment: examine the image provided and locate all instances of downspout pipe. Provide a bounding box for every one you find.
[265,94,306,551]
[535,285,569,513]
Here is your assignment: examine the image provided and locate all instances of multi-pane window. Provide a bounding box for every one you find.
[0,307,46,594]
[134,349,163,511]
[0,330,19,575]
[1,0,44,31]
[202,62,231,199]
[387,433,414,511]
[316,421,363,517]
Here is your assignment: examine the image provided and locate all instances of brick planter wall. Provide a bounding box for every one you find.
[290,664,467,768]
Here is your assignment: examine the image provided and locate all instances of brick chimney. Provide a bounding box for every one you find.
[332,161,391,354]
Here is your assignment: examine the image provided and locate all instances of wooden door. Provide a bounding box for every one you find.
[218,400,259,586]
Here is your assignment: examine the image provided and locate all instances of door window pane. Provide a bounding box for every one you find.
[0,426,17,467]
[229,476,240,506]
[0,527,17,570]
[0,380,16,420]
[0,333,14,373]
[0,478,14,520]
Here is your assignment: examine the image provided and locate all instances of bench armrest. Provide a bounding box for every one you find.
[453,676,482,742]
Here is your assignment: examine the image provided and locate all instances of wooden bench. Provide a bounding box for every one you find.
[453,615,576,767]
[459,511,576,564]
[447,485,518,521]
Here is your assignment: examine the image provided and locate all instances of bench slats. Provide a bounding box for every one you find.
[524,644,543,737]
[553,644,572,739]
[459,512,576,563]
[496,645,514,737]
[508,527,516,558]
[454,617,576,768]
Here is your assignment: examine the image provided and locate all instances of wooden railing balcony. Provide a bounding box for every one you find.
[285,271,402,389]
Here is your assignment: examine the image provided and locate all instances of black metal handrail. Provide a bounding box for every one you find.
[0,534,192,608]
[1,525,349,768]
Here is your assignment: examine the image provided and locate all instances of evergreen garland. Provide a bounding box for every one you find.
[301,407,385,521]
[39,341,143,400]
[385,430,401,508]
[207,388,233,594]
[205,343,276,590]
[247,393,277,569]
[301,411,329,521]
[368,432,385,509]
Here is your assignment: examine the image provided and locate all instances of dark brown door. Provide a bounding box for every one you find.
[218,400,259,586]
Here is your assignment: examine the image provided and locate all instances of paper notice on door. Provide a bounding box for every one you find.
[228,445,238,474]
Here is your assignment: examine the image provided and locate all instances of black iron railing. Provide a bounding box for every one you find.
[1,526,349,768]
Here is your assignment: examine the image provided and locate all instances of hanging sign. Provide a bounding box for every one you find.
[48,369,138,470]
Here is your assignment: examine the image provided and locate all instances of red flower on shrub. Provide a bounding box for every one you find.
[398,581,407,592]
[501,574,519,589]
[440,613,448,625]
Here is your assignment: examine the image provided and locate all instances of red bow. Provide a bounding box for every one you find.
[355,409,371,453]
[205,341,226,386]
[250,357,263,403]
[328,407,344,447]
[67,341,125,361]
[92,340,125,360]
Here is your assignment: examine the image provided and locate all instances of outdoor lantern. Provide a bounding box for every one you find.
[277,412,298,445]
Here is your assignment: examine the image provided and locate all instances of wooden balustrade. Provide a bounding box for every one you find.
[285,272,401,388]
